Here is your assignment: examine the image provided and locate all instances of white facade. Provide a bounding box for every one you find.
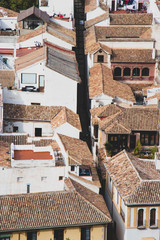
[54,122,80,139]
[0,86,3,133]
[0,164,66,195]
[4,62,78,112]
[4,120,52,137]
[39,0,74,17]
[101,41,154,50]
[0,17,17,30]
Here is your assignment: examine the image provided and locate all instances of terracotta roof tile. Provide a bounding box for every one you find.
[84,27,97,54]
[85,12,109,29]
[17,6,50,23]
[0,190,110,232]
[70,179,111,220]
[85,42,112,55]
[111,48,155,63]
[104,150,160,204]
[0,133,28,145]
[0,7,18,17]
[95,26,152,40]
[3,104,62,121]
[51,107,81,131]
[89,64,135,102]
[0,141,11,167]
[46,42,80,82]
[93,104,159,132]
[90,104,122,118]
[0,70,15,88]
[17,25,46,43]
[110,13,153,25]
[15,47,45,70]
[85,0,97,13]
[47,21,76,45]
[58,134,93,165]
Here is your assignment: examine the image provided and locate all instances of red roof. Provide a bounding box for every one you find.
[14,150,53,160]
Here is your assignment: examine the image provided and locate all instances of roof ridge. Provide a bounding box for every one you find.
[124,150,142,181]
[75,189,110,222]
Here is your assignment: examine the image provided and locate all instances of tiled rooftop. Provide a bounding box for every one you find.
[0,70,15,88]
[0,189,110,232]
[58,134,93,165]
[95,26,152,40]
[111,48,155,63]
[0,7,18,17]
[0,141,11,167]
[89,64,135,102]
[51,107,81,131]
[3,104,62,122]
[109,13,153,25]
[91,104,160,132]
[103,150,160,204]
[85,0,97,13]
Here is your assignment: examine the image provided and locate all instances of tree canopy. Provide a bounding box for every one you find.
[0,0,38,12]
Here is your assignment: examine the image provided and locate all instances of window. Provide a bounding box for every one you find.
[3,58,7,64]
[97,55,104,63]
[123,67,131,76]
[0,234,10,240]
[142,68,149,76]
[71,166,75,171]
[31,103,40,105]
[21,73,37,84]
[132,68,140,76]
[94,125,98,139]
[114,67,121,77]
[41,176,47,181]
[39,75,45,87]
[41,0,48,6]
[17,177,23,182]
[35,128,42,137]
[13,126,18,132]
[81,227,90,240]
[138,209,144,227]
[54,229,64,240]
[27,184,30,193]
[150,208,156,226]
[27,232,37,240]
[140,132,159,146]
[59,176,63,181]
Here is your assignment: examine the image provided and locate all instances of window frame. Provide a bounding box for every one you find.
[142,67,149,77]
[149,208,157,227]
[97,55,104,63]
[114,67,121,77]
[27,232,37,240]
[35,128,42,137]
[132,68,140,77]
[21,73,37,85]
[137,208,146,228]
[81,227,90,240]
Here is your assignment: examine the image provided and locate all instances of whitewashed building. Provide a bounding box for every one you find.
[102,149,160,240]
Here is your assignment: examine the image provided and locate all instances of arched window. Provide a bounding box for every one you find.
[114,67,121,77]
[133,68,140,76]
[142,68,149,76]
[138,209,144,227]
[150,208,156,226]
[123,68,131,76]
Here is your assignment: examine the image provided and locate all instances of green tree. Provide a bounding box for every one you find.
[0,0,38,12]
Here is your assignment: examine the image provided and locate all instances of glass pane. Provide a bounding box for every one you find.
[39,75,45,87]
[22,74,36,84]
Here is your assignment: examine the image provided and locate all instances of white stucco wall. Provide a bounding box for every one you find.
[18,32,73,50]
[0,165,66,195]
[101,41,154,49]
[91,94,114,109]
[54,122,80,139]
[0,17,17,30]
[3,65,78,112]
[39,0,73,16]
[125,227,160,240]
[4,121,52,137]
